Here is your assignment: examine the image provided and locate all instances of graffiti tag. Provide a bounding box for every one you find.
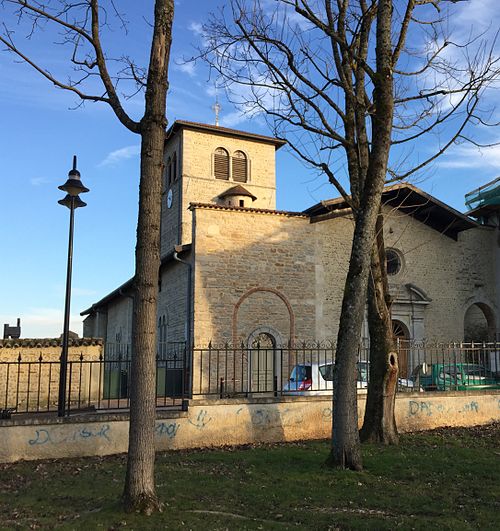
[28,424,111,446]
[188,410,212,429]
[155,422,180,439]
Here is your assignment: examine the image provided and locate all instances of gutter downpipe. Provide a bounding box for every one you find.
[174,246,193,402]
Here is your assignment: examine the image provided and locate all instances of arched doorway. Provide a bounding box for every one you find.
[464,302,497,368]
[247,329,280,393]
[464,303,496,342]
[392,319,410,378]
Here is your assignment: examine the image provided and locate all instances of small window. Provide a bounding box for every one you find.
[172,152,177,182]
[166,156,172,187]
[239,199,244,207]
[214,147,229,180]
[386,249,402,275]
[232,150,248,183]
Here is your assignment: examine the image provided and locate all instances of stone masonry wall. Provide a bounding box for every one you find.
[180,129,278,247]
[158,259,190,345]
[382,208,496,340]
[0,339,103,412]
[160,135,182,255]
[192,206,316,347]
[105,297,133,349]
[316,207,497,345]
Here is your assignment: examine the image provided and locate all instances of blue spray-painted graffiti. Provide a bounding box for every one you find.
[409,400,479,416]
[188,410,212,429]
[460,401,479,413]
[28,424,111,446]
[155,422,180,439]
[409,401,436,416]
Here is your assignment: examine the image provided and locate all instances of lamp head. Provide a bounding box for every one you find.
[58,194,87,210]
[58,156,89,197]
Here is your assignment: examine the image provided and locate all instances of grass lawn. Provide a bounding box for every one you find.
[0,423,499,530]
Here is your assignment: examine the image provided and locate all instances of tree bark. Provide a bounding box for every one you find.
[326,0,394,469]
[360,211,399,444]
[326,192,383,470]
[123,0,174,514]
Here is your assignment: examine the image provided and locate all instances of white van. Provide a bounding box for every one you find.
[282,361,419,395]
[282,361,369,395]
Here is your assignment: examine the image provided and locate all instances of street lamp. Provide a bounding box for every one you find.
[57,156,89,417]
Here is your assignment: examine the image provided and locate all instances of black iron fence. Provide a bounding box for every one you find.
[191,340,500,397]
[1,341,499,416]
[0,343,188,417]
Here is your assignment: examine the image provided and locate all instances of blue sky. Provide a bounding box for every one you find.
[1,0,499,338]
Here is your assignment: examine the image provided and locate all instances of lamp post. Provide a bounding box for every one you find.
[57,156,89,417]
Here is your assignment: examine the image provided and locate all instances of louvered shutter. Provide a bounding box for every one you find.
[214,148,229,180]
[232,151,248,183]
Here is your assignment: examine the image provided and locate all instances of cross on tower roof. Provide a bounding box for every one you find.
[212,94,222,126]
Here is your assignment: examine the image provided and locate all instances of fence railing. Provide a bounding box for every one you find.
[0,345,188,417]
[191,341,500,397]
[1,341,499,416]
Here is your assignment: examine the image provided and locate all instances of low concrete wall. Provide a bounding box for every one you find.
[0,391,499,463]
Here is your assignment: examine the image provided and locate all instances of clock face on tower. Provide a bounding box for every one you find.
[167,189,173,209]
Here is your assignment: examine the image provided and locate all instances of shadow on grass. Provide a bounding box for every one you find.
[0,423,498,530]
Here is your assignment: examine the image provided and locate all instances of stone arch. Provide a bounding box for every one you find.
[246,326,283,394]
[392,319,410,377]
[247,326,283,349]
[392,319,410,340]
[463,300,496,341]
[232,287,295,346]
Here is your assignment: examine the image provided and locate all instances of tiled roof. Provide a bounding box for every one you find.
[166,120,287,149]
[218,185,257,201]
[189,202,308,217]
[0,338,103,348]
[306,183,478,239]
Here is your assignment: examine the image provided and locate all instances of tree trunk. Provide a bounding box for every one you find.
[360,211,399,444]
[123,0,174,514]
[326,0,395,470]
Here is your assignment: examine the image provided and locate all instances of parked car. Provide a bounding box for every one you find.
[412,363,500,391]
[283,361,419,395]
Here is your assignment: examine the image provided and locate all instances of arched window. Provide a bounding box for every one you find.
[214,147,229,180]
[232,150,248,183]
[172,152,177,182]
[166,156,172,187]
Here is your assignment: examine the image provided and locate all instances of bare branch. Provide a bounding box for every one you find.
[0,31,108,103]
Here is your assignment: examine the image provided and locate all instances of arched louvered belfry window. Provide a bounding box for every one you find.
[232,150,248,183]
[214,147,229,180]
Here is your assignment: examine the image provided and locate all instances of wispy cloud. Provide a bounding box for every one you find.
[30,177,51,186]
[98,145,140,167]
[437,143,500,169]
[220,111,249,128]
[176,60,197,77]
[188,21,203,36]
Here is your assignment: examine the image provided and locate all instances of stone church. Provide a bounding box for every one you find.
[82,121,499,368]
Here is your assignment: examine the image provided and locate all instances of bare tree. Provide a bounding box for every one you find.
[1,0,175,513]
[199,0,499,468]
